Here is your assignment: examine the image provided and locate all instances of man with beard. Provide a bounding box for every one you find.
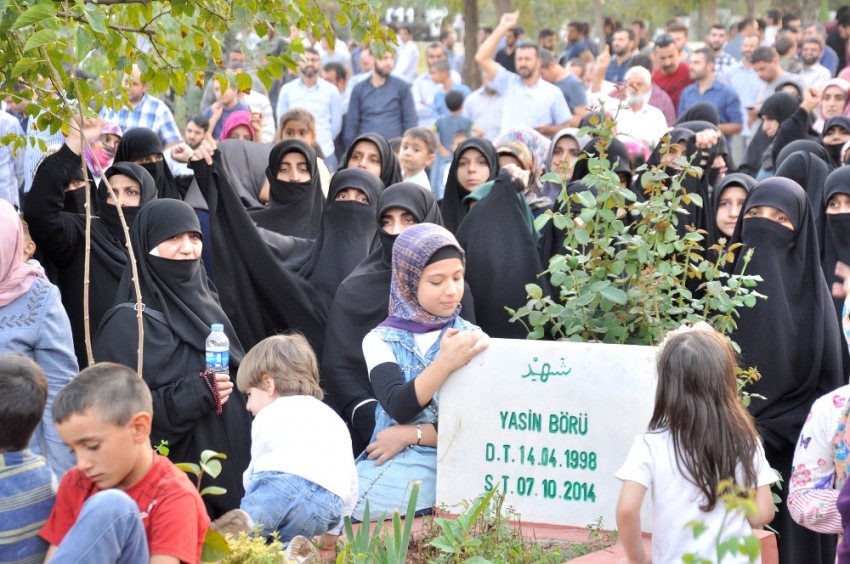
[705,24,736,78]
[798,38,831,90]
[652,34,693,115]
[605,28,636,83]
[476,11,570,137]
[678,48,743,139]
[276,46,343,170]
[612,65,668,147]
[344,46,417,146]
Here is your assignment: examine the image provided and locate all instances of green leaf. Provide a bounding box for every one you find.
[540,172,562,183]
[174,462,200,476]
[526,283,543,300]
[743,534,761,561]
[428,537,458,553]
[201,459,222,479]
[236,71,253,91]
[200,529,231,562]
[200,450,226,463]
[83,3,108,34]
[23,28,59,51]
[599,286,627,305]
[199,486,227,496]
[576,190,596,209]
[12,3,55,30]
[11,58,41,78]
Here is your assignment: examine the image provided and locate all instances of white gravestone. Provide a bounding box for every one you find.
[437,338,657,530]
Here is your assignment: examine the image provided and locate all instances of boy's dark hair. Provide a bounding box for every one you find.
[445,90,465,112]
[781,13,800,29]
[0,355,47,451]
[322,61,346,83]
[774,36,795,57]
[750,46,778,64]
[628,53,653,72]
[53,363,153,426]
[187,114,210,132]
[403,127,437,154]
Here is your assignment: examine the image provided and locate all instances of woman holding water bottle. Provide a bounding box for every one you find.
[94,199,252,519]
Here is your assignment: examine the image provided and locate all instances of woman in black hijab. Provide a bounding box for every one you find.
[775,150,831,216]
[281,168,384,305]
[93,199,252,519]
[456,169,550,339]
[321,182,475,454]
[727,177,843,564]
[113,127,182,200]
[441,137,500,233]
[342,133,403,187]
[820,166,850,381]
[709,173,756,247]
[572,137,635,190]
[675,101,720,126]
[24,134,158,368]
[822,115,850,168]
[249,139,325,238]
[775,139,835,172]
[740,92,800,177]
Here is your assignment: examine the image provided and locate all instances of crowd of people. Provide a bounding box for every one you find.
[8,6,850,564]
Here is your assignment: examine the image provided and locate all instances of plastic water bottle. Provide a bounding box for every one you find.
[205,324,230,377]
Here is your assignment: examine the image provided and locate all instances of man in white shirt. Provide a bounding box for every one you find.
[276,47,343,170]
[412,43,464,127]
[614,66,669,148]
[463,72,504,141]
[798,37,832,90]
[475,11,571,137]
[393,25,420,83]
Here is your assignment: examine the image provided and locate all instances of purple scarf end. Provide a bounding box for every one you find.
[377,316,452,334]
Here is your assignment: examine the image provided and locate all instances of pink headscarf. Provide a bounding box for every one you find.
[218,111,254,142]
[0,200,47,307]
[814,78,850,134]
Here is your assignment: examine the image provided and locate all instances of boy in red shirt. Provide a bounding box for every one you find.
[40,362,210,564]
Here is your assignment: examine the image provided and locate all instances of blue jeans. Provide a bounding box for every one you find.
[50,490,149,564]
[240,472,343,543]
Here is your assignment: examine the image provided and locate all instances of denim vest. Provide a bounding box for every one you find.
[354,316,479,520]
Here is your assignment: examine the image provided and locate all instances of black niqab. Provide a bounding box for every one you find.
[249,139,325,238]
[93,199,252,518]
[341,133,403,188]
[456,169,550,339]
[286,168,384,305]
[96,162,159,244]
[726,177,842,564]
[441,137,500,233]
[113,128,181,200]
[820,166,850,381]
[321,182,474,454]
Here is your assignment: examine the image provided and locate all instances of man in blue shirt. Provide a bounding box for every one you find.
[605,29,636,83]
[477,11,571,138]
[678,48,743,140]
[344,47,417,147]
[559,22,594,66]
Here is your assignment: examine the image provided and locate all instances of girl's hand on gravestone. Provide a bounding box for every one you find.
[365,425,417,465]
[438,329,490,373]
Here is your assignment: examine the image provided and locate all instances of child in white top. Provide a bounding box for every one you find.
[236,333,357,544]
[615,324,777,564]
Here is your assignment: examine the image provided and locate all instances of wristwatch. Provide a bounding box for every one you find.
[416,423,422,445]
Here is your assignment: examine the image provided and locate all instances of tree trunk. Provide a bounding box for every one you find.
[800,0,822,24]
[463,0,481,90]
[493,0,511,18]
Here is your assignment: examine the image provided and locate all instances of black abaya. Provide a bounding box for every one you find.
[282,168,384,305]
[23,146,157,368]
[455,169,550,339]
[190,152,329,355]
[341,133,403,188]
[93,199,252,519]
[441,137,500,233]
[321,182,475,454]
[113,128,182,200]
[249,140,325,238]
[727,177,843,564]
[775,139,834,172]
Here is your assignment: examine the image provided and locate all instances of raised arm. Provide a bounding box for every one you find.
[475,11,519,80]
